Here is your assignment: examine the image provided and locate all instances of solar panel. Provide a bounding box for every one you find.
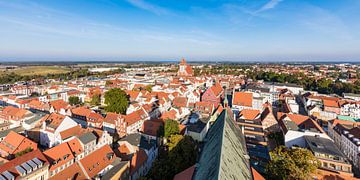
[0,175,6,180]
[15,165,26,176]
[27,160,38,170]
[21,163,32,173]
[2,171,15,180]
[32,158,43,167]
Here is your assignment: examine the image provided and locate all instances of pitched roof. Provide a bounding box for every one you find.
[174,165,195,180]
[124,108,147,126]
[1,106,30,119]
[173,97,188,108]
[59,125,82,140]
[209,82,223,96]
[0,149,49,178]
[0,131,37,155]
[323,99,340,108]
[41,113,66,130]
[233,92,252,107]
[104,112,121,124]
[278,113,324,133]
[141,119,164,137]
[49,162,85,180]
[239,109,261,120]
[66,138,84,156]
[192,108,251,180]
[79,145,115,178]
[130,149,148,175]
[43,142,75,171]
[71,106,92,117]
[49,99,69,111]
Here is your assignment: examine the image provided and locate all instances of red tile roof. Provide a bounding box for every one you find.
[50,99,69,111]
[0,149,49,178]
[233,92,252,107]
[125,108,147,126]
[239,109,261,120]
[173,97,188,108]
[43,142,75,171]
[0,131,38,155]
[141,120,164,137]
[0,106,30,119]
[49,162,85,180]
[130,149,148,175]
[79,145,115,178]
[174,165,195,180]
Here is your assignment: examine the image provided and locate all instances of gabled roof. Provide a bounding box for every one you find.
[0,106,30,119]
[41,113,66,130]
[79,145,115,178]
[323,99,340,108]
[141,119,164,137]
[104,112,122,124]
[71,106,92,117]
[239,109,261,120]
[173,97,188,108]
[130,149,148,175]
[49,99,69,111]
[192,108,251,180]
[0,149,49,178]
[49,162,85,180]
[0,131,37,155]
[278,113,324,133]
[174,165,195,180]
[209,82,223,96]
[233,92,252,107]
[43,142,75,171]
[124,108,147,126]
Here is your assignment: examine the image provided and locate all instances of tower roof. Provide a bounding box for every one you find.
[180,58,187,65]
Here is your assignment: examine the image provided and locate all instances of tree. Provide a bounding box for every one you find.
[104,88,129,114]
[164,119,179,138]
[90,94,101,106]
[147,135,198,180]
[30,92,40,97]
[266,146,320,180]
[105,80,113,86]
[15,147,33,157]
[144,85,153,92]
[68,96,81,105]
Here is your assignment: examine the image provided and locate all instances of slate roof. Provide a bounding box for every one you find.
[119,133,156,150]
[192,108,252,180]
[304,135,348,163]
[78,132,97,145]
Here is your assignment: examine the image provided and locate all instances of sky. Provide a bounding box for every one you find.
[0,0,360,61]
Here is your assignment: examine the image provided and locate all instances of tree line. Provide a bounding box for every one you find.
[246,70,360,95]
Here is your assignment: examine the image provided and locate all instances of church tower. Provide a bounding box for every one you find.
[178,58,193,76]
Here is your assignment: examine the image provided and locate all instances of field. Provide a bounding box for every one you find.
[0,66,71,76]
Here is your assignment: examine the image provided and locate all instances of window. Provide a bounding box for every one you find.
[245,126,255,131]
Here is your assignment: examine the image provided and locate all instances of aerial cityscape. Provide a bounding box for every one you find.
[1,0,360,180]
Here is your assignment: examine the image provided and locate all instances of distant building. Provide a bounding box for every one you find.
[178,58,193,77]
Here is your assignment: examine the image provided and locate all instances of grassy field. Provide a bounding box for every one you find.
[0,66,71,76]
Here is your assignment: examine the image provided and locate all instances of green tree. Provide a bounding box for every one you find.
[104,88,129,114]
[68,96,81,105]
[90,94,101,106]
[105,80,113,86]
[164,119,179,138]
[15,147,33,157]
[147,135,198,180]
[144,85,153,92]
[266,146,320,180]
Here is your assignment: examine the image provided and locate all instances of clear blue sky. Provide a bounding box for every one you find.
[0,0,360,61]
